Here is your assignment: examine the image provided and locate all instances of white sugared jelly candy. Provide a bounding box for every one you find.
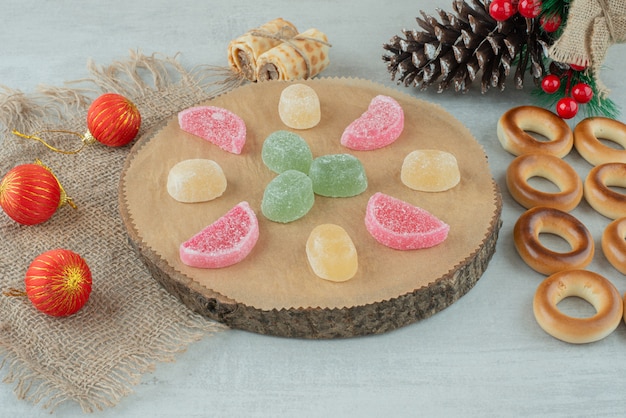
[278,84,321,129]
[167,159,227,203]
[306,224,358,282]
[401,149,460,192]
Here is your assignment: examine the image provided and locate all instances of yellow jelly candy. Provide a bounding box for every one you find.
[278,83,321,129]
[306,224,358,282]
[167,159,227,203]
[401,149,460,192]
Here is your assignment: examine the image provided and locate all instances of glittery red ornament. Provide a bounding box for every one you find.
[86,93,141,147]
[25,249,92,317]
[0,161,75,225]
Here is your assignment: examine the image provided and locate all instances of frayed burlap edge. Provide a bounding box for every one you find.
[0,50,240,413]
[548,0,626,99]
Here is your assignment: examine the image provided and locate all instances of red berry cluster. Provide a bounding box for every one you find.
[489,0,540,20]
[489,0,562,32]
[541,65,594,119]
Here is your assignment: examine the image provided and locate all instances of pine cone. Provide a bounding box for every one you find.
[382,0,551,94]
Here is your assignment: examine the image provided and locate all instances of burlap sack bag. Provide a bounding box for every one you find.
[549,0,626,97]
[0,51,238,412]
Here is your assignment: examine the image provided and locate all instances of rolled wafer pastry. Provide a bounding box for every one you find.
[256,28,331,81]
[227,18,298,81]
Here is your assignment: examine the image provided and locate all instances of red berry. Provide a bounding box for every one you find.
[489,0,516,21]
[541,75,561,94]
[540,14,562,32]
[518,0,542,18]
[556,97,578,119]
[572,83,593,104]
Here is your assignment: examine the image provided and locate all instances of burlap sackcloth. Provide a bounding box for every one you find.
[548,0,626,97]
[0,51,240,413]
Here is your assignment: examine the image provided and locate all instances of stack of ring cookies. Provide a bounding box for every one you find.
[498,106,626,344]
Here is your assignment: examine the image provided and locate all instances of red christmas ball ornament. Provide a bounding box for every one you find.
[489,0,516,21]
[0,161,74,225]
[86,93,141,147]
[540,14,562,32]
[518,0,542,18]
[25,249,92,317]
[556,97,579,119]
[541,74,561,94]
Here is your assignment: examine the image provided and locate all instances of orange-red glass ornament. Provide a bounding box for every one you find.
[12,92,141,153]
[86,93,141,147]
[0,160,75,225]
[25,249,92,316]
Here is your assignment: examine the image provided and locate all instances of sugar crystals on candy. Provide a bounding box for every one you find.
[179,201,259,269]
[261,130,313,174]
[401,149,460,192]
[365,192,449,250]
[261,170,315,223]
[306,224,358,282]
[167,159,227,203]
[178,106,247,154]
[278,84,321,130]
[341,95,404,151]
[309,154,368,197]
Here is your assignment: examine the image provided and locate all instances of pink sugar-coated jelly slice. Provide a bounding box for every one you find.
[178,106,247,154]
[340,95,404,151]
[179,201,259,268]
[364,192,449,250]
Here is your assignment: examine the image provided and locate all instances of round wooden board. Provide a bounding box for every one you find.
[119,78,502,339]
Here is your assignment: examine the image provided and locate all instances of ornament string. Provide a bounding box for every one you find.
[249,26,332,79]
[3,288,27,297]
[12,129,96,155]
[33,158,78,209]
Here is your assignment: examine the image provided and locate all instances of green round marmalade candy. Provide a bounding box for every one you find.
[261,170,315,223]
[261,130,313,174]
[309,154,368,197]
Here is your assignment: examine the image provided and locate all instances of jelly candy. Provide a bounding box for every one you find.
[261,170,315,223]
[306,224,358,282]
[261,130,313,174]
[401,149,460,192]
[178,106,247,154]
[341,95,404,151]
[167,159,227,203]
[179,201,259,268]
[365,192,449,250]
[309,154,367,197]
[278,84,321,129]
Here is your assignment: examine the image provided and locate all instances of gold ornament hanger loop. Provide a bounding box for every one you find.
[33,158,78,209]
[12,129,96,155]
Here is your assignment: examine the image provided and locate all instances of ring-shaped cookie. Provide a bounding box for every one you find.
[533,269,623,344]
[513,206,594,275]
[497,106,573,158]
[506,153,583,212]
[574,117,626,166]
[584,162,626,219]
[602,217,626,275]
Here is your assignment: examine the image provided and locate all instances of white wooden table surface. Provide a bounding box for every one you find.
[2,0,626,416]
